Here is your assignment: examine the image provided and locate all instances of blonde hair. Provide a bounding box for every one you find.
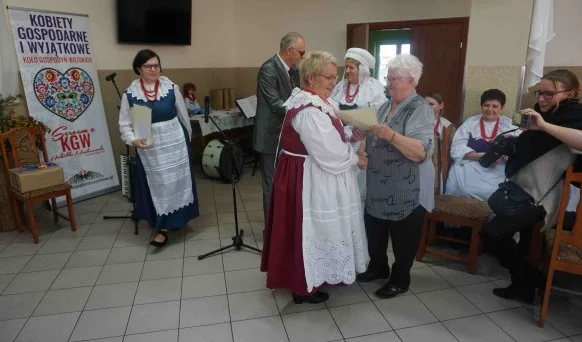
[298,50,337,88]
[542,69,580,99]
[542,69,580,112]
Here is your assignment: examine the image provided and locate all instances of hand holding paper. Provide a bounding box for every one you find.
[130,104,152,146]
[337,107,378,130]
[351,128,367,142]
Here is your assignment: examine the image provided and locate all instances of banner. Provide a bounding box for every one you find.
[8,7,119,203]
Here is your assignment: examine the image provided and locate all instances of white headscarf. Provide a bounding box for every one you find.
[344,48,376,84]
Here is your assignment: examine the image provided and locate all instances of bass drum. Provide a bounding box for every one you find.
[201,139,244,183]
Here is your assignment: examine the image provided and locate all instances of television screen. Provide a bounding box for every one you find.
[117,0,192,45]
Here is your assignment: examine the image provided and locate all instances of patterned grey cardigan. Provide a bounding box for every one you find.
[365,91,435,221]
[511,144,577,231]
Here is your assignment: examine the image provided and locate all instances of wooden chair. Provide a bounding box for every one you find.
[0,127,76,243]
[539,165,582,327]
[433,124,456,195]
[417,123,492,273]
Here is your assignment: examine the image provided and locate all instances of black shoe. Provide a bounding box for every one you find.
[356,270,389,282]
[292,291,329,304]
[149,231,168,248]
[492,284,535,304]
[375,284,408,298]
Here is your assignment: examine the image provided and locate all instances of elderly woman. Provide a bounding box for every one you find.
[119,49,199,247]
[481,69,582,303]
[260,51,368,304]
[331,47,387,110]
[446,89,518,201]
[356,54,434,299]
[331,47,387,207]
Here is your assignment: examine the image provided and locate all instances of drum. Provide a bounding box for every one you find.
[202,139,244,182]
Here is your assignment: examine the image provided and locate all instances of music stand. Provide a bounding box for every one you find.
[197,113,262,260]
[234,96,260,176]
[102,75,139,235]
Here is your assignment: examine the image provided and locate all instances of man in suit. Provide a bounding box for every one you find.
[253,32,305,220]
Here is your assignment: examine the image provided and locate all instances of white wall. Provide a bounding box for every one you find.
[3,0,237,69]
[3,0,471,69]
[466,0,534,67]
[545,0,582,66]
[233,0,471,67]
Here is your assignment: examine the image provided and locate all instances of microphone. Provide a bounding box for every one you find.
[105,72,117,82]
[204,96,210,123]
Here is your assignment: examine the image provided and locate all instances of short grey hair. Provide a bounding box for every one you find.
[279,32,303,50]
[297,51,337,88]
[386,54,423,85]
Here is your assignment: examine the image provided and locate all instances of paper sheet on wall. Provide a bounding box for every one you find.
[131,104,152,146]
[337,107,378,130]
[235,95,257,118]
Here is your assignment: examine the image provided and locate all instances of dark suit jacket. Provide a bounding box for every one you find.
[252,54,299,154]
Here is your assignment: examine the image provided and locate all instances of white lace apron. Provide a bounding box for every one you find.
[137,116,194,216]
[300,151,368,292]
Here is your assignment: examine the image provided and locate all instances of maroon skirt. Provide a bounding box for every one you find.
[260,153,320,296]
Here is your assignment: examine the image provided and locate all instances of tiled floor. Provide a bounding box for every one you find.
[1,166,581,342]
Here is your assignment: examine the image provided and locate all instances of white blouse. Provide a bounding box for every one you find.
[435,115,452,138]
[450,114,518,160]
[118,76,191,146]
[331,77,387,110]
[292,107,358,175]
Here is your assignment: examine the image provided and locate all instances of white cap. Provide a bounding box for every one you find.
[344,48,375,70]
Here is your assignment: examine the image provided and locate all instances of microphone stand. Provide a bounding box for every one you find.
[102,75,139,235]
[198,113,262,260]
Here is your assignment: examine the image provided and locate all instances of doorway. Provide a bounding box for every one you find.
[369,29,411,86]
[347,17,469,124]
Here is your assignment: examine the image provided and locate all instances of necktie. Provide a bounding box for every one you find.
[289,69,295,87]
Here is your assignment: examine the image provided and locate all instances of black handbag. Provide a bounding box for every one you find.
[488,181,535,217]
[488,179,560,217]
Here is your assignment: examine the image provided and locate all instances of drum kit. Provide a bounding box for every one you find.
[201,139,244,183]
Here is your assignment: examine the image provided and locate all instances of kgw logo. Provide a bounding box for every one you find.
[50,125,104,161]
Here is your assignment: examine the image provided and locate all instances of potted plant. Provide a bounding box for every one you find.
[0,94,51,231]
[0,94,49,134]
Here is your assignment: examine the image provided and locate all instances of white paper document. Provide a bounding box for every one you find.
[337,107,378,130]
[235,95,257,118]
[130,104,152,146]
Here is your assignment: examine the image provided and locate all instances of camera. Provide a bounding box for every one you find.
[479,134,516,168]
[520,114,531,129]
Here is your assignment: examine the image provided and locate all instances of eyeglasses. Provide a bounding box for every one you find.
[291,47,305,57]
[533,90,569,99]
[141,64,161,71]
[319,74,337,82]
[385,76,405,84]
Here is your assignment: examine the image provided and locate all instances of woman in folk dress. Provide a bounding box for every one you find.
[260,51,369,304]
[119,49,199,247]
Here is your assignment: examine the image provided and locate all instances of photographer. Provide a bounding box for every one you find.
[446,89,519,201]
[481,69,582,303]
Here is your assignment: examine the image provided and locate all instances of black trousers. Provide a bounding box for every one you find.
[365,206,425,289]
[260,153,276,221]
[480,206,546,288]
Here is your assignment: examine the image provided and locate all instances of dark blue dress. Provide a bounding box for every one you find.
[125,84,199,231]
